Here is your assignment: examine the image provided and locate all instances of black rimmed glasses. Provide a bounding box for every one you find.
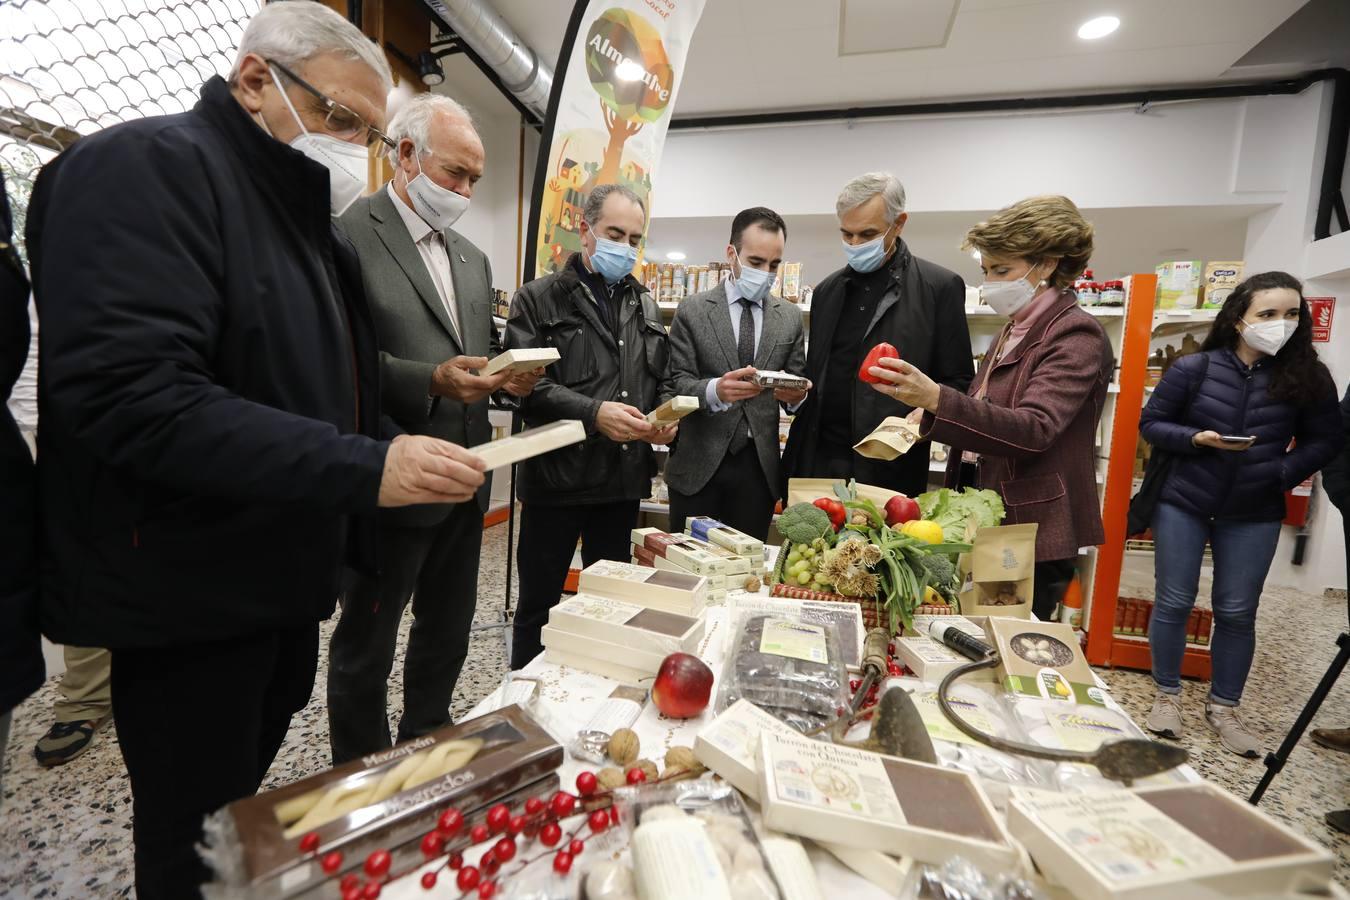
[267,58,394,150]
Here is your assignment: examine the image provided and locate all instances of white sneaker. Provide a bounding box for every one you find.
[1145,691,1184,739]
[1205,702,1262,758]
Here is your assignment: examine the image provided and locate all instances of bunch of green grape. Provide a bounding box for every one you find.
[783,537,832,590]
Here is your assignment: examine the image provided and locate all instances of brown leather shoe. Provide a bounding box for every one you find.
[1310,727,1350,755]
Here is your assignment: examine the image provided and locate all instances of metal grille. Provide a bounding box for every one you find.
[1,0,255,261]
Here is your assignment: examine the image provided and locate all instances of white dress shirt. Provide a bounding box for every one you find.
[7,295,38,433]
[705,276,764,412]
[387,182,461,342]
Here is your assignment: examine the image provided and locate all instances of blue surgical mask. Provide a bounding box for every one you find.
[588,236,639,284]
[842,228,895,274]
[733,252,773,302]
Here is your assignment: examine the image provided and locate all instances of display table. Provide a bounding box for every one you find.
[384,600,1218,899]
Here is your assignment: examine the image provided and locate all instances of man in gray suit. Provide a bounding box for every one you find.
[330,94,540,764]
[661,208,809,540]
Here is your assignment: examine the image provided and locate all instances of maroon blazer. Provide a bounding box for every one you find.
[923,291,1112,561]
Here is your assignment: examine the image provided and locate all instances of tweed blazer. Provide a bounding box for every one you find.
[924,290,1112,561]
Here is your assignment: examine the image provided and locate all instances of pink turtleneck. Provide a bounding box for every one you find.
[997,286,1063,362]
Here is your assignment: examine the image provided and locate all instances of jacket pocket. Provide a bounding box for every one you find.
[641,315,668,377]
[999,473,1069,525]
[540,314,596,386]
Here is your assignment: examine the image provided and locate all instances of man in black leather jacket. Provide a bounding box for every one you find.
[502,184,675,668]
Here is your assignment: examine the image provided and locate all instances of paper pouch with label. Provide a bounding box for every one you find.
[958,523,1036,620]
[853,416,922,461]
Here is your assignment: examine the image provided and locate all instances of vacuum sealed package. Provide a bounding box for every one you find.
[716,610,849,734]
[614,780,785,900]
[903,856,1045,900]
[1009,696,1189,793]
[864,677,1049,810]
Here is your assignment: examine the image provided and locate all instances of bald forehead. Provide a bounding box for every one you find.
[428,111,482,157]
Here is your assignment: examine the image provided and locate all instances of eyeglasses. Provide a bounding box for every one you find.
[267,58,394,150]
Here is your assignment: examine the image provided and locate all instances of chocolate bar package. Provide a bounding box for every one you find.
[716,612,849,734]
[203,705,562,898]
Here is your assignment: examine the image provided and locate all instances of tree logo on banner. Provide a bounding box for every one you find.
[586,8,671,187]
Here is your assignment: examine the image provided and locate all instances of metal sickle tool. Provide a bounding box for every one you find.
[935,646,1189,785]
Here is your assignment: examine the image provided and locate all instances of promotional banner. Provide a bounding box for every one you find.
[525,0,706,279]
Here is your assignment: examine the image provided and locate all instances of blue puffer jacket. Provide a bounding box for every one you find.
[1140,349,1343,522]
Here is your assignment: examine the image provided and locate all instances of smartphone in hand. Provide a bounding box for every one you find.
[1219,435,1257,447]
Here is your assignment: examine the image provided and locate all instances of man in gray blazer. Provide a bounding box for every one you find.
[331,94,540,764]
[661,208,809,540]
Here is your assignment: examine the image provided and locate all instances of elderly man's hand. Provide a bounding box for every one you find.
[378,434,486,506]
[503,366,544,398]
[431,356,511,405]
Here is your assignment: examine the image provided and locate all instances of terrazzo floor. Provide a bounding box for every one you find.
[1,519,1346,897]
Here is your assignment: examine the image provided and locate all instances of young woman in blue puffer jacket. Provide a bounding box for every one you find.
[1139,270,1343,758]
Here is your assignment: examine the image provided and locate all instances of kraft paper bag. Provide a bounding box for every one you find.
[957,523,1037,620]
[852,417,921,461]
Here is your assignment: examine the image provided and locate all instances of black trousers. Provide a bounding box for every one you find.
[328,502,482,764]
[110,624,319,900]
[1033,558,1078,621]
[669,444,776,541]
[512,499,638,669]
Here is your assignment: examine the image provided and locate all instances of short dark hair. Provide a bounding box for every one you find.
[729,207,787,251]
[583,183,646,226]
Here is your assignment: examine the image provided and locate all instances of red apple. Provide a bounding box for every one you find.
[884,494,921,527]
[651,652,714,718]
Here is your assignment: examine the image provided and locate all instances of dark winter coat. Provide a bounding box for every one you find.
[502,255,667,506]
[26,76,392,650]
[1319,383,1350,514]
[782,240,974,497]
[1139,348,1343,522]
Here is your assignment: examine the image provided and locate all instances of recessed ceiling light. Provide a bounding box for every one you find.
[615,60,645,81]
[1077,15,1119,40]
[666,251,686,261]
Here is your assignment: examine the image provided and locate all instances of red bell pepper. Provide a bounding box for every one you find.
[858,342,900,383]
[813,497,846,530]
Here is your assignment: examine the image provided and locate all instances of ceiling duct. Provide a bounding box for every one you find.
[420,0,553,121]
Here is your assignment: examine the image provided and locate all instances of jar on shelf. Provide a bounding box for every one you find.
[1078,280,1100,306]
[1101,280,1125,306]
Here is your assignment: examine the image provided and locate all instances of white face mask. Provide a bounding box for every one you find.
[270,65,368,216]
[1239,318,1298,356]
[407,152,470,231]
[979,265,1043,317]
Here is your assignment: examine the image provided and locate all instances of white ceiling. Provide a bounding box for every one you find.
[487,0,1320,117]
[643,205,1267,289]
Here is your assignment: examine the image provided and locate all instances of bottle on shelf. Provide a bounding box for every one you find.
[1100,280,1125,307]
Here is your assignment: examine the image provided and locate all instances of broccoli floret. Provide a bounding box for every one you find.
[919,553,957,590]
[778,503,834,545]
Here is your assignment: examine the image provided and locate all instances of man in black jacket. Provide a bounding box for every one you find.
[0,181,44,805]
[783,172,974,497]
[1313,381,1350,834]
[502,184,675,668]
[26,5,485,896]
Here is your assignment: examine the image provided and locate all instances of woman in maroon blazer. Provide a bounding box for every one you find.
[868,196,1111,619]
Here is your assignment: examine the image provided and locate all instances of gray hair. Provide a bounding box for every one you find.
[231,2,393,92]
[583,183,646,227]
[386,94,475,159]
[836,171,906,221]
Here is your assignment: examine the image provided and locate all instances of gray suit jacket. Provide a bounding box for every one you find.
[660,283,806,497]
[338,188,500,523]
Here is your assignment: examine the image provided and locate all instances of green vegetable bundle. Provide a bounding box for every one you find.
[916,487,1006,544]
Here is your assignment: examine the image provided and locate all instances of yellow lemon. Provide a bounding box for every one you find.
[900,520,944,545]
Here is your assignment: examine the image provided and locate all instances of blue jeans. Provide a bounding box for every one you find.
[1150,503,1281,705]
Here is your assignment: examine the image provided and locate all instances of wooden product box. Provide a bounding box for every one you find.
[685,516,763,557]
[1007,785,1334,900]
[646,395,700,426]
[540,625,669,676]
[675,534,753,576]
[893,634,970,682]
[759,731,1017,872]
[631,527,731,577]
[546,593,704,655]
[693,698,803,800]
[751,370,809,391]
[577,559,707,616]
[637,548,728,590]
[470,420,585,471]
[204,706,561,897]
[480,347,560,377]
[987,618,1105,706]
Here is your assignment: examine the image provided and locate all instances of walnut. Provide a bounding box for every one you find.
[742,576,762,593]
[629,759,659,783]
[663,746,705,777]
[596,767,627,791]
[607,728,640,766]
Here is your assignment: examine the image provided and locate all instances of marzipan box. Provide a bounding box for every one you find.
[759,730,1016,871]
[646,395,699,426]
[751,369,808,391]
[480,347,560,377]
[893,634,969,682]
[206,705,562,898]
[1008,784,1333,900]
[631,528,729,577]
[685,516,763,558]
[546,593,703,657]
[987,618,1105,706]
[578,559,708,615]
[470,420,585,471]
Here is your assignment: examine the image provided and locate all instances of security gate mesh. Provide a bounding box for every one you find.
[1,0,255,260]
